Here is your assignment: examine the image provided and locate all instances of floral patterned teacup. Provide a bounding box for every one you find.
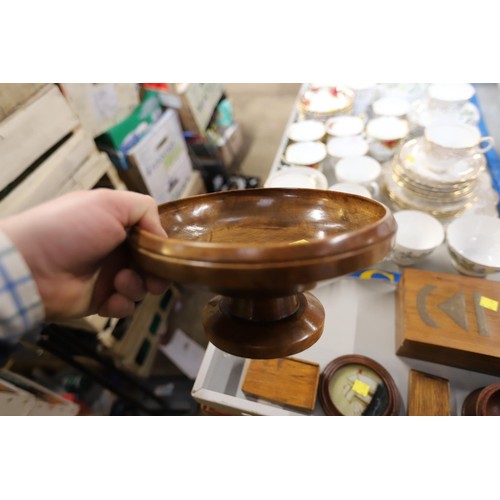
[446,214,500,277]
[366,116,409,162]
[392,210,444,266]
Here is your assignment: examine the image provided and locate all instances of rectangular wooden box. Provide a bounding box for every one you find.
[396,268,500,376]
[0,84,80,191]
[407,369,451,416]
[0,83,46,121]
[241,357,320,412]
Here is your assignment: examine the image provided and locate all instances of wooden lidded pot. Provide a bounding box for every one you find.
[462,383,500,416]
[319,354,402,416]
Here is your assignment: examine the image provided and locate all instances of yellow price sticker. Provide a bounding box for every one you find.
[352,379,370,398]
[480,296,499,312]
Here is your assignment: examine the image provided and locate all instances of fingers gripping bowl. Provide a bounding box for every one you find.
[130,188,396,358]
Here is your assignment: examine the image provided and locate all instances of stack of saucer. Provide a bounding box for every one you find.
[383,137,489,219]
[297,84,355,120]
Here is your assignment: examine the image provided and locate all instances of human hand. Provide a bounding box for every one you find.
[0,189,169,320]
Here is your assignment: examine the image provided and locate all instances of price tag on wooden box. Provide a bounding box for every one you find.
[396,268,500,376]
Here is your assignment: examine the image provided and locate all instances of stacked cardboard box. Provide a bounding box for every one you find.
[59,83,141,138]
[0,84,125,217]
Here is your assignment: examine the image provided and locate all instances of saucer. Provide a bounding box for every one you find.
[298,85,355,118]
[397,137,485,185]
[408,98,480,130]
[287,120,326,142]
[265,166,329,190]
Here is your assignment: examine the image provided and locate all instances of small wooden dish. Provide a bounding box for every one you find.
[462,383,500,416]
[130,188,396,359]
[319,354,402,416]
[241,357,320,412]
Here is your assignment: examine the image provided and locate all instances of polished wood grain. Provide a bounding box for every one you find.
[241,357,320,411]
[407,369,450,416]
[396,268,500,376]
[130,188,396,358]
[462,383,500,416]
[203,292,324,359]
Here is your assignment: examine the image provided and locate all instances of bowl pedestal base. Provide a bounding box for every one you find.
[203,292,325,359]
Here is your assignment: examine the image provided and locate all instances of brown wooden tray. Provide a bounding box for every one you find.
[241,357,320,411]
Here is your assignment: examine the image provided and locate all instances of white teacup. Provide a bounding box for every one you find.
[365,116,409,161]
[334,155,381,198]
[325,115,365,137]
[284,141,327,169]
[328,182,372,198]
[427,83,475,119]
[424,123,494,171]
[287,120,326,142]
[446,214,500,277]
[346,82,378,115]
[372,97,410,119]
[392,210,445,266]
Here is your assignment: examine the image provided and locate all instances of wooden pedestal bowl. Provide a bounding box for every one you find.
[129,188,396,359]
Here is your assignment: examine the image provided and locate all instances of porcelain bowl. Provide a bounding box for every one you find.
[446,214,500,277]
[393,210,445,266]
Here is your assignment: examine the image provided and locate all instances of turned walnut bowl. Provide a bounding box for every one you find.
[130,188,396,359]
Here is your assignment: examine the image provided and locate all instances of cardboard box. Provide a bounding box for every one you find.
[217,122,244,167]
[175,83,224,134]
[0,370,79,416]
[59,83,141,138]
[125,109,193,203]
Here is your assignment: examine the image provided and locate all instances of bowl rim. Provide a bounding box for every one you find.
[130,188,397,264]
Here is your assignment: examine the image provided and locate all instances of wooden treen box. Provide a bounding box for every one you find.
[396,268,500,376]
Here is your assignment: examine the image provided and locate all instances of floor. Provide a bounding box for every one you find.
[223,83,301,180]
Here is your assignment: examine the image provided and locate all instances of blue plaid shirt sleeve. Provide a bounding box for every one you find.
[0,230,45,344]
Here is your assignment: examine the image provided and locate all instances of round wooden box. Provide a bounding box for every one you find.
[319,354,402,416]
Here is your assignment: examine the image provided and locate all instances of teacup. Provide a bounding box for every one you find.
[366,116,409,161]
[424,123,494,172]
[346,82,378,115]
[287,120,326,143]
[392,210,444,266]
[334,156,381,198]
[325,135,369,173]
[446,214,500,277]
[325,115,365,137]
[328,182,372,198]
[427,83,475,119]
[284,141,327,169]
[372,97,410,119]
